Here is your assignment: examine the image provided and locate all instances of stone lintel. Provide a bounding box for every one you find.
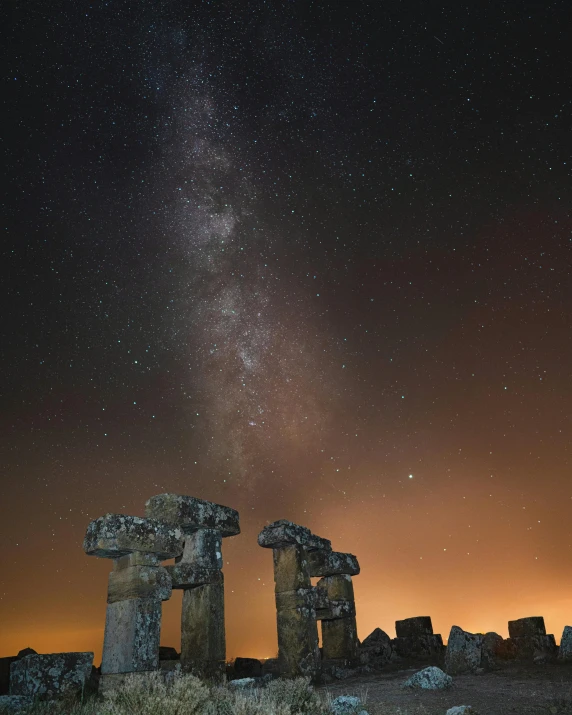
[176,529,223,570]
[166,564,223,589]
[508,616,546,639]
[83,514,184,560]
[395,616,434,638]
[306,550,359,577]
[145,494,240,537]
[258,520,331,551]
[316,574,354,602]
[107,565,172,604]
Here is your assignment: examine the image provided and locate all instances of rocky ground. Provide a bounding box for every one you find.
[322,661,572,715]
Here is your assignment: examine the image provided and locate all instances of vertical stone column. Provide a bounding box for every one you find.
[308,549,360,668]
[83,514,184,679]
[145,494,240,678]
[258,520,331,680]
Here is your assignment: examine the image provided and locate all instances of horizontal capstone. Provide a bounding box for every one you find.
[145,494,240,537]
[83,514,184,560]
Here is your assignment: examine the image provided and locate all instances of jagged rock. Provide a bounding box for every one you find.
[159,646,179,661]
[258,520,331,551]
[307,550,360,577]
[558,626,572,661]
[359,628,393,667]
[233,657,262,678]
[396,616,434,638]
[0,695,33,712]
[9,652,93,697]
[403,666,452,690]
[508,617,546,638]
[83,514,184,560]
[0,650,37,696]
[145,494,240,537]
[445,626,482,674]
[446,707,479,715]
[330,695,366,714]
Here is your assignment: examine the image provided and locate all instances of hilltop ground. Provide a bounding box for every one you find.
[322,661,572,715]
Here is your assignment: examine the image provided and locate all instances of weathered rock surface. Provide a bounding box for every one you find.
[322,617,359,662]
[9,652,94,697]
[359,628,393,667]
[396,616,434,638]
[107,564,172,603]
[258,520,331,551]
[101,598,162,673]
[481,632,504,669]
[273,544,311,592]
[228,677,256,689]
[83,514,184,560]
[508,616,546,639]
[393,633,443,660]
[558,625,572,661]
[177,529,223,569]
[445,626,483,674]
[330,695,367,715]
[145,494,240,537]
[403,666,452,690]
[446,707,479,715]
[317,574,354,602]
[307,550,359,577]
[233,657,262,678]
[0,650,37,696]
[0,695,33,712]
[181,583,226,677]
[166,563,223,589]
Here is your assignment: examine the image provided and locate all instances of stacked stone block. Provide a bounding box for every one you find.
[83,514,184,678]
[145,494,240,677]
[507,617,557,662]
[258,519,360,680]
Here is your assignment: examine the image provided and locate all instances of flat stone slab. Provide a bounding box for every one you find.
[258,520,331,551]
[9,652,93,697]
[307,550,359,577]
[396,616,434,638]
[508,616,546,638]
[83,514,184,560]
[145,494,240,537]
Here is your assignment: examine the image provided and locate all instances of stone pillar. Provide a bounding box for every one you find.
[258,520,331,680]
[145,494,240,678]
[83,514,184,677]
[310,551,360,667]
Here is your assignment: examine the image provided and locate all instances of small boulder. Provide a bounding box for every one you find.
[444,626,482,674]
[403,666,452,690]
[233,657,262,678]
[330,695,367,715]
[228,677,256,689]
[558,626,572,661]
[446,707,479,715]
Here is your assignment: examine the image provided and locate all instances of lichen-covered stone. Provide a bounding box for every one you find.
[0,651,37,697]
[258,520,331,551]
[83,514,184,560]
[145,494,240,537]
[322,616,359,662]
[558,625,572,661]
[276,606,320,679]
[316,599,356,621]
[330,695,365,715]
[508,616,546,639]
[446,707,478,715]
[273,544,311,592]
[511,634,557,661]
[176,529,223,570]
[0,695,33,712]
[444,626,482,674]
[275,588,316,612]
[9,652,93,697]
[113,552,161,570]
[101,598,162,673]
[181,583,226,675]
[359,628,393,667]
[107,565,172,604]
[396,616,434,638]
[166,564,223,589]
[403,666,452,690]
[306,550,359,577]
[316,574,354,602]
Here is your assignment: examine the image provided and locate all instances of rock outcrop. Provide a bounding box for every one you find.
[444,626,482,674]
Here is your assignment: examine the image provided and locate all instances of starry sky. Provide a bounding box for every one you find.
[2,0,571,662]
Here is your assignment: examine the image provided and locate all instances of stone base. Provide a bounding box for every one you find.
[101,598,162,673]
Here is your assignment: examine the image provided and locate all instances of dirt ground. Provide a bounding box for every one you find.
[322,661,572,715]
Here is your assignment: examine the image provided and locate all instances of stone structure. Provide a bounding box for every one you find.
[507,617,557,662]
[84,513,184,679]
[258,520,360,680]
[359,628,394,668]
[559,625,572,661]
[145,493,240,677]
[393,616,444,660]
[9,652,94,698]
[444,626,482,674]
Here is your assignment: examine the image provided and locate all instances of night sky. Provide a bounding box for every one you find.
[2,1,571,662]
